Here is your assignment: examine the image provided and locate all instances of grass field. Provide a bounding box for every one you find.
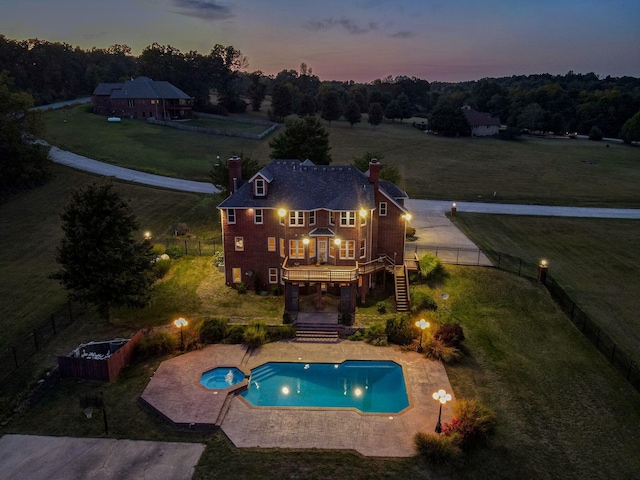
[0,165,222,350]
[42,104,640,206]
[6,266,640,479]
[452,213,640,365]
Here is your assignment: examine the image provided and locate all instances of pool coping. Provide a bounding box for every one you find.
[140,341,454,456]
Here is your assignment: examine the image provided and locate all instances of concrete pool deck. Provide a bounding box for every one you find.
[141,341,454,457]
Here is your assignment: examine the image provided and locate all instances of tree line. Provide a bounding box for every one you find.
[1,34,640,141]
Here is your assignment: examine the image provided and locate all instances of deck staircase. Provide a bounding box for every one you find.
[394,265,410,312]
[294,313,340,342]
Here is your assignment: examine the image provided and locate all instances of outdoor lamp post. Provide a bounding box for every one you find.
[415,319,430,353]
[144,231,152,241]
[451,203,457,216]
[174,317,188,351]
[432,389,452,433]
[537,259,549,284]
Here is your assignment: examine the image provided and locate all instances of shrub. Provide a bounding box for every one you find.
[152,258,171,279]
[282,311,293,324]
[165,245,184,259]
[385,315,416,346]
[418,253,443,280]
[243,321,267,348]
[406,225,416,238]
[199,317,228,344]
[225,325,245,344]
[175,222,190,236]
[236,282,247,294]
[365,323,388,346]
[424,338,463,363]
[434,324,465,348]
[588,125,603,140]
[442,399,497,449]
[410,287,438,312]
[151,244,166,256]
[213,250,224,266]
[376,302,387,314]
[267,325,296,341]
[136,331,177,358]
[271,285,282,296]
[348,330,364,341]
[414,431,462,464]
[339,313,354,326]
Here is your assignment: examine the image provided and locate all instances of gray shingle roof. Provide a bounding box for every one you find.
[92,83,123,96]
[108,77,191,100]
[461,105,501,127]
[218,160,379,211]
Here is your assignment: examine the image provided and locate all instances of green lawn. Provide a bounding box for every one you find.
[43,105,640,206]
[0,165,222,350]
[452,213,640,365]
[6,266,640,479]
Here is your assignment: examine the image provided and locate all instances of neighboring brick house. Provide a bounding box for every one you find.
[461,105,501,137]
[217,157,411,316]
[92,76,193,120]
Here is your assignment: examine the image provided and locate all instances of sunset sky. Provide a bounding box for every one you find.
[1,0,639,83]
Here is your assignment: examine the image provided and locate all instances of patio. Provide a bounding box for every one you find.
[140,341,454,457]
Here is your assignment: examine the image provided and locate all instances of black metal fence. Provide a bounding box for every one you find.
[414,245,640,393]
[162,238,220,256]
[0,300,84,382]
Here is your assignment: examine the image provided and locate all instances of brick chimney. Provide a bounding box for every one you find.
[228,156,242,194]
[369,158,380,190]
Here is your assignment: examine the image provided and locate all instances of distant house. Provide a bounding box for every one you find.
[461,105,501,137]
[217,157,411,316]
[92,76,193,120]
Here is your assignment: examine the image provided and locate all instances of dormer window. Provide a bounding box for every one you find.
[255,178,266,197]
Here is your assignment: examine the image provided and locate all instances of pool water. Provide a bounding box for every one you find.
[241,360,409,413]
[200,367,246,389]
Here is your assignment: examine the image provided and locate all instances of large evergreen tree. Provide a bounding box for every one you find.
[269,116,331,164]
[52,180,155,320]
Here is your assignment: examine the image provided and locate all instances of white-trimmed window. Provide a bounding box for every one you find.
[235,237,244,251]
[254,209,263,224]
[309,211,316,225]
[340,211,356,226]
[289,239,305,259]
[379,202,387,216]
[279,238,285,257]
[232,268,241,283]
[227,209,236,224]
[268,237,276,251]
[329,241,336,258]
[289,211,304,226]
[339,240,355,259]
[360,239,366,258]
[269,268,278,284]
[329,211,335,225]
[255,178,266,196]
[309,238,316,258]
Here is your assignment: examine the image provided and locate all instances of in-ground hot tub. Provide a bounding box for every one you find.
[200,367,246,389]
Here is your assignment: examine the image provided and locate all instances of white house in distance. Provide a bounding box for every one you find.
[461,105,501,137]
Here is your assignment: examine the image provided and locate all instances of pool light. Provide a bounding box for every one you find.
[282,386,290,395]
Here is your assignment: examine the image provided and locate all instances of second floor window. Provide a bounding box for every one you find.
[289,211,304,226]
[339,240,355,259]
[329,211,335,225]
[360,239,366,258]
[309,211,316,225]
[340,211,356,226]
[235,237,244,251]
[255,179,265,196]
[268,237,276,251]
[254,209,263,224]
[227,209,236,224]
[379,202,387,216]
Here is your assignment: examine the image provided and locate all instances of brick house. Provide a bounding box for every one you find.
[461,105,501,137]
[217,157,411,316]
[92,76,193,120]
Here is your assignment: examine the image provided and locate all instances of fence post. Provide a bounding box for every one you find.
[184,240,188,255]
[435,246,439,257]
[199,241,202,255]
[610,344,616,363]
[51,314,56,335]
[456,248,460,264]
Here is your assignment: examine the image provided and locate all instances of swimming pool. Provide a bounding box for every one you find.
[241,360,409,413]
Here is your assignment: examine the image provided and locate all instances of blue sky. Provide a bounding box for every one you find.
[1,0,639,82]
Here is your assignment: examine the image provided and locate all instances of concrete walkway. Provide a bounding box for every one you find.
[0,435,204,480]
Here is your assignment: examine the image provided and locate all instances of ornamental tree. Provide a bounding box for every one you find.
[52,180,155,320]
